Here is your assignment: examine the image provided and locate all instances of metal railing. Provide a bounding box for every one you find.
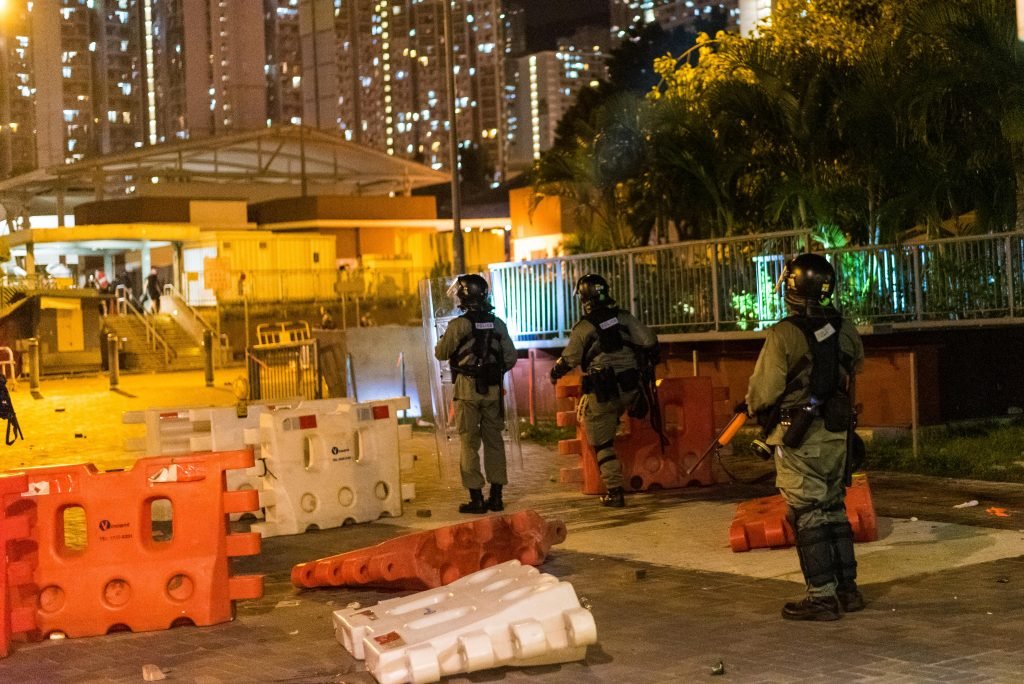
[162,284,230,364]
[488,231,1024,344]
[247,339,322,401]
[114,285,174,365]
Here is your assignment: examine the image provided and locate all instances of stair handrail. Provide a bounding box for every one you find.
[163,284,230,365]
[115,286,175,365]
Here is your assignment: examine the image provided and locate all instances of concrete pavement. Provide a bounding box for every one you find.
[0,370,1021,683]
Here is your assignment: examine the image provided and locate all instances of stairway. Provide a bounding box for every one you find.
[103,313,205,373]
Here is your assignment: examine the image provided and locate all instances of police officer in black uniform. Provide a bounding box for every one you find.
[549,274,659,507]
[434,275,519,514]
[744,253,865,620]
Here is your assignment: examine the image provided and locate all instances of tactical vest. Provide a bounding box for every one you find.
[581,307,625,371]
[785,315,842,400]
[450,311,504,390]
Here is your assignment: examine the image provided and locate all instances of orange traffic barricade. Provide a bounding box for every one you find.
[13,449,263,638]
[729,473,878,552]
[1,473,36,658]
[292,509,566,591]
[557,376,719,494]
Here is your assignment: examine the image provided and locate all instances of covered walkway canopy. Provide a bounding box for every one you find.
[0,125,450,225]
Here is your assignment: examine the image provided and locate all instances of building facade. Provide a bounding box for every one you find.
[507,38,607,172]
[299,0,507,178]
[610,0,740,41]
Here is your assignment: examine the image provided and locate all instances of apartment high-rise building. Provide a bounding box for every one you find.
[654,1,739,33]
[147,0,268,142]
[611,0,739,41]
[266,0,304,126]
[507,37,607,172]
[300,0,507,177]
[0,0,277,181]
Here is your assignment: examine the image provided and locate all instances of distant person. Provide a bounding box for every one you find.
[319,306,337,330]
[146,268,162,314]
[549,274,659,508]
[434,274,518,514]
[742,254,865,621]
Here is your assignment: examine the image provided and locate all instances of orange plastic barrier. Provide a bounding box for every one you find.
[0,473,35,658]
[729,473,878,552]
[15,450,263,638]
[291,510,566,591]
[556,376,719,494]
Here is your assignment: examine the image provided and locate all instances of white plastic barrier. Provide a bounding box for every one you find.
[252,396,410,538]
[123,408,194,455]
[333,560,597,684]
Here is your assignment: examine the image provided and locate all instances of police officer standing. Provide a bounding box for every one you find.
[434,274,519,514]
[549,274,659,507]
[743,254,865,621]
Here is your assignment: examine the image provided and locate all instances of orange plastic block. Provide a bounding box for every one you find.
[558,376,718,494]
[14,450,263,638]
[291,510,566,591]
[729,473,879,552]
[0,473,36,658]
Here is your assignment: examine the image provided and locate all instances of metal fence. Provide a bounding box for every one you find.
[247,339,322,401]
[489,231,1024,345]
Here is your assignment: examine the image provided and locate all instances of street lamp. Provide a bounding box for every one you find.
[442,0,466,275]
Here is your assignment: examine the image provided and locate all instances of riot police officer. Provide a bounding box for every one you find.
[549,274,659,507]
[743,253,865,621]
[434,274,519,514]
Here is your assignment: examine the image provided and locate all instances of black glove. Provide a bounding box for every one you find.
[550,358,569,385]
[734,401,749,416]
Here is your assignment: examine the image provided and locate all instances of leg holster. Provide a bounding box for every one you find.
[582,368,619,403]
[795,525,836,589]
[829,521,858,589]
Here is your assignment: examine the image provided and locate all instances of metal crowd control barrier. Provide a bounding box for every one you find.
[247,339,322,401]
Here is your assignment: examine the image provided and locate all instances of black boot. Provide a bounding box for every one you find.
[458,489,488,514]
[830,521,864,612]
[783,525,841,621]
[600,486,625,508]
[782,595,842,621]
[486,484,504,512]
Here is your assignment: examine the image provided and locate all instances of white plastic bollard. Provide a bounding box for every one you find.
[333,560,598,684]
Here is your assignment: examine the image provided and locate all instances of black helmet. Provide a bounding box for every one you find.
[783,253,836,308]
[574,273,614,313]
[451,273,491,311]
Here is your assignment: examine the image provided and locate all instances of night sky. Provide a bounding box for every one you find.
[518,0,611,52]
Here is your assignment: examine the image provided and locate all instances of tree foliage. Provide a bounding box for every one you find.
[535,0,1024,249]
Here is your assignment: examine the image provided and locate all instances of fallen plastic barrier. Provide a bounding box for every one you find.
[556,376,719,493]
[0,473,36,658]
[291,510,566,590]
[254,398,409,538]
[729,472,879,552]
[13,450,263,638]
[333,560,597,684]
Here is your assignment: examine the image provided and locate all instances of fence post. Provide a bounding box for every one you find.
[203,329,214,387]
[1006,236,1016,317]
[627,253,636,311]
[710,244,721,331]
[28,337,40,392]
[555,261,566,340]
[107,334,119,391]
[911,245,924,321]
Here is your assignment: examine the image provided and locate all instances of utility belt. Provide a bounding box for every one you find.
[779,393,853,448]
[581,367,640,403]
[452,363,503,395]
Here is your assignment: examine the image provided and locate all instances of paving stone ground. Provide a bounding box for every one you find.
[0,370,1022,683]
